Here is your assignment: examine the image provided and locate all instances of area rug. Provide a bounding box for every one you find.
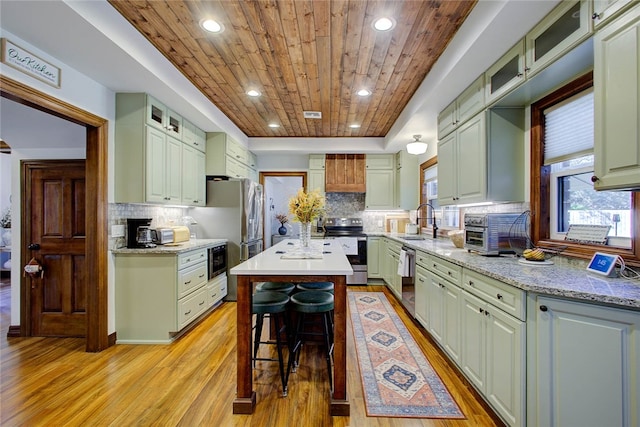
[348,292,464,419]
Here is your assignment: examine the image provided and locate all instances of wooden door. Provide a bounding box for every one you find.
[27,160,87,337]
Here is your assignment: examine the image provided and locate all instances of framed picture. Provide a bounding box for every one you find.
[1,38,61,88]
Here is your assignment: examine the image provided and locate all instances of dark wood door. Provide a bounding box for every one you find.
[27,161,87,337]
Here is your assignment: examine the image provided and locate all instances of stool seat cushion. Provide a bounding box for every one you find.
[256,281,295,294]
[289,291,334,313]
[296,282,334,293]
[252,291,290,314]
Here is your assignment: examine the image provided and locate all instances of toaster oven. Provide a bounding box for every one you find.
[464,213,521,255]
[151,228,174,245]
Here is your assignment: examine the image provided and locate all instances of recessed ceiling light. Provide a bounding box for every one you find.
[357,89,371,97]
[349,124,361,129]
[373,17,395,31]
[201,19,224,33]
[268,123,280,128]
[246,89,261,97]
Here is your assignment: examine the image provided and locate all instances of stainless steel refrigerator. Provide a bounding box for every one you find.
[190,178,263,300]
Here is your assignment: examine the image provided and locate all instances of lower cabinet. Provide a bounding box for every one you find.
[461,290,525,427]
[530,295,640,427]
[384,238,402,298]
[367,237,381,279]
[115,247,224,343]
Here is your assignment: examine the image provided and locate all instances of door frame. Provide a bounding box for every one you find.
[259,171,307,247]
[1,75,110,352]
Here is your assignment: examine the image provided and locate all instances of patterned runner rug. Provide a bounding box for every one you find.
[348,292,465,419]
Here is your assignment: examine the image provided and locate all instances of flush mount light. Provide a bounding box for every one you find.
[201,19,224,33]
[268,123,280,128]
[406,134,427,155]
[373,17,395,31]
[349,124,361,129]
[356,89,371,97]
[246,89,261,97]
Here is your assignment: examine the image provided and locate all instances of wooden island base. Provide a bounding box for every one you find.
[231,240,352,417]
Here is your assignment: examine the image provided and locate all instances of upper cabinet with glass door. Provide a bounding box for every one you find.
[146,95,183,140]
[485,0,592,105]
[525,0,592,77]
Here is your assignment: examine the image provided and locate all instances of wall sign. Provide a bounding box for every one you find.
[1,38,61,88]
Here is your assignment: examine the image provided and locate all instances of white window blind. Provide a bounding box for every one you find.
[544,89,594,165]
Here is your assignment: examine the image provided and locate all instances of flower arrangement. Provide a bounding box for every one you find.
[0,207,10,228]
[288,188,325,223]
[275,213,289,226]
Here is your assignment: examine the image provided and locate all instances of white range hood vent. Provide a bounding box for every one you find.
[303,111,322,119]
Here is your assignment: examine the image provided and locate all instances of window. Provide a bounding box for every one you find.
[531,72,639,262]
[419,158,459,231]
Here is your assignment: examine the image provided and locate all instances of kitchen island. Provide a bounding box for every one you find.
[230,239,353,416]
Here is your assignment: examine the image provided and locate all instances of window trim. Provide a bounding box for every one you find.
[419,156,437,229]
[530,71,640,265]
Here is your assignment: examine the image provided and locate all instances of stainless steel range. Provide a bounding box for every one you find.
[323,217,367,285]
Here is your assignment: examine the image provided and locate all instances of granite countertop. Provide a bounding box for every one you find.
[372,232,640,310]
[111,239,227,254]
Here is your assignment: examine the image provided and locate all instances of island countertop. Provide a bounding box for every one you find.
[230,239,353,276]
[371,233,640,310]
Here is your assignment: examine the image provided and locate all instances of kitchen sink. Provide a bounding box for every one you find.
[402,235,426,240]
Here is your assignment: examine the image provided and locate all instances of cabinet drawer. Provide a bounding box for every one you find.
[421,253,461,283]
[178,287,208,330]
[207,275,228,306]
[178,249,207,270]
[462,269,525,321]
[178,262,207,298]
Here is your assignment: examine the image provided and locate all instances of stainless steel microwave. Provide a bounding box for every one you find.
[464,213,521,255]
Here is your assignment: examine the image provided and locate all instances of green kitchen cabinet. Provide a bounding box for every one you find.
[206,133,257,180]
[593,3,640,190]
[181,144,206,206]
[593,0,635,29]
[395,150,419,210]
[366,236,381,279]
[437,74,485,139]
[365,154,396,210]
[115,93,208,205]
[437,108,524,206]
[308,154,326,193]
[530,295,640,427]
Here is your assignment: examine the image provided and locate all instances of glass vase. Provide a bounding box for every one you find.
[299,222,312,247]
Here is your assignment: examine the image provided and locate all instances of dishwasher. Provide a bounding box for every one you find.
[400,246,416,316]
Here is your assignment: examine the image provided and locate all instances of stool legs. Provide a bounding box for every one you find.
[253,312,290,397]
[286,311,334,391]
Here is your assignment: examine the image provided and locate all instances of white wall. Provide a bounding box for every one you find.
[0,29,117,332]
[257,153,309,171]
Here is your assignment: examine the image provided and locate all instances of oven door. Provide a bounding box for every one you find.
[464,226,487,252]
[330,236,367,284]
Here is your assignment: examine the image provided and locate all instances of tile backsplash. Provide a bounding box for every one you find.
[109,203,188,249]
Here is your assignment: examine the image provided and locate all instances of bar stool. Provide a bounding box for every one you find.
[256,281,295,295]
[286,290,334,390]
[252,290,291,397]
[295,281,334,294]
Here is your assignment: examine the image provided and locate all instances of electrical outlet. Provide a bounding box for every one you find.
[111,224,125,237]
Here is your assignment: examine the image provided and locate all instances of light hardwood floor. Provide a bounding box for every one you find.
[0,279,503,426]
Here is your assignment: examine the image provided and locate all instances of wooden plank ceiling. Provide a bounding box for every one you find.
[108,0,476,138]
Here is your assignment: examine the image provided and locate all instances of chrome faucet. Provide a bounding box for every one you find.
[416,203,439,239]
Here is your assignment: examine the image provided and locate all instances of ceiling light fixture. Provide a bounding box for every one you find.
[268,123,280,128]
[201,19,224,33]
[349,124,361,129]
[246,89,261,97]
[407,134,427,155]
[356,89,371,97]
[373,17,396,31]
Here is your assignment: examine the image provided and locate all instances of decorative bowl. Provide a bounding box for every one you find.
[448,230,464,248]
